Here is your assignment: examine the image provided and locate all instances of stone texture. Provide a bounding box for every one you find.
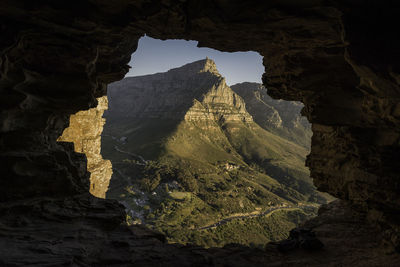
[1,198,398,266]
[107,59,252,123]
[58,96,113,198]
[231,82,312,148]
[0,0,399,264]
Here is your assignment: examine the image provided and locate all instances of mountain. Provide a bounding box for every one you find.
[102,58,331,248]
[231,82,312,148]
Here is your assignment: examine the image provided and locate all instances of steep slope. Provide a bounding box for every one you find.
[102,59,329,248]
[231,82,312,149]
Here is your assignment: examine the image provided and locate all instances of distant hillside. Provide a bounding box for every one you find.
[102,58,331,248]
[231,82,311,149]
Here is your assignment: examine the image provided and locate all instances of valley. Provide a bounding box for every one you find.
[102,58,332,248]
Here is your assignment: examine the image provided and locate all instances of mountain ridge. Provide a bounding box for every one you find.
[102,58,332,248]
[231,82,312,148]
[106,58,250,122]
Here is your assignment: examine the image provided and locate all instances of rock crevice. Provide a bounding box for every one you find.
[1,0,400,264]
[58,96,112,198]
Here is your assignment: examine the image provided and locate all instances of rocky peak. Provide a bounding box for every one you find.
[231,82,312,148]
[232,82,309,128]
[107,59,251,122]
[201,57,220,75]
[2,0,400,263]
[167,57,221,77]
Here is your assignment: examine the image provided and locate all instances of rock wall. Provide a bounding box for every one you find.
[107,59,252,123]
[231,83,308,129]
[58,96,112,198]
[0,0,400,263]
[231,82,312,148]
[188,75,253,122]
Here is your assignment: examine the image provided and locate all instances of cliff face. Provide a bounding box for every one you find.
[103,59,327,247]
[184,78,252,122]
[1,0,400,265]
[107,59,252,123]
[231,82,312,148]
[58,96,112,198]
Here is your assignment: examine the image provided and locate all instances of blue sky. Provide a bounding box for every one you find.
[126,36,264,86]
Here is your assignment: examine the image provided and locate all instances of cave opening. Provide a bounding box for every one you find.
[59,36,332,249]
[3,1,400,264]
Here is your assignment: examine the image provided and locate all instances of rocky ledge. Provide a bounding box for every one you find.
[1,198,398,266]
[1,0,400,264]
[58,96,113,198]
[107,58,252,123]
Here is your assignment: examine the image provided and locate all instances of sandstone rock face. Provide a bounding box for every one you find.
[107,59,252,123]
[104,59,329,246]
[1,196,398,266]
[231,82,312,148]
[185,79,252,122]
[58,96,112,198]
[0,0,400,264]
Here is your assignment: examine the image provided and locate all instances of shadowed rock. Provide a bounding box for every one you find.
[0,0,400,265]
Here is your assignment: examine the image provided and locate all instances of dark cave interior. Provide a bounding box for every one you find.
[0,1,399,266]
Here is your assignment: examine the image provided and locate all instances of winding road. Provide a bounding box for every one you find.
[103,133,147,165]
[114,145,148,165]
[196,204,317,230]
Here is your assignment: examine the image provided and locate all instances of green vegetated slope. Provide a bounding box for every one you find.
[231,82,313,149]
[103,58,331,248]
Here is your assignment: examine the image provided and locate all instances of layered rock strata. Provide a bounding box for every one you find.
[1,198,398,266]
[231,82,312,148]
[58,96,112,198]
[104,59,331,247]
[0,0,399,264]
[107,59,252,123]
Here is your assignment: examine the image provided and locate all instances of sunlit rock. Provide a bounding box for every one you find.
[58,96,113,198]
